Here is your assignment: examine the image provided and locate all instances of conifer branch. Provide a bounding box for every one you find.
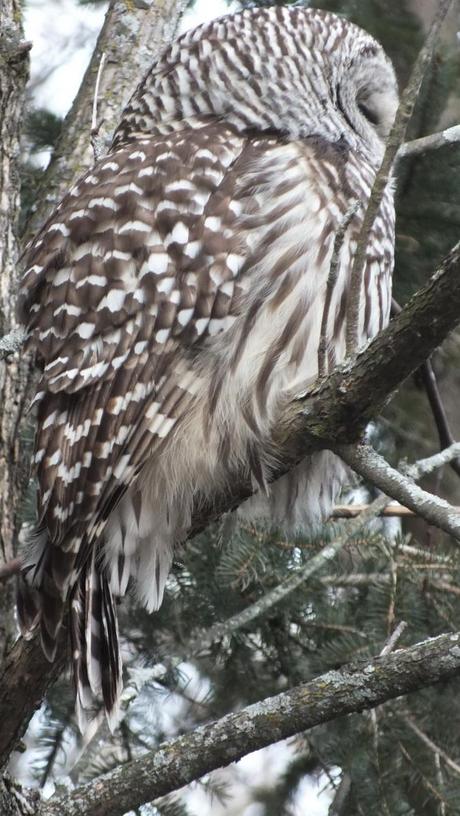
[187,494,390,656]
[37,631,460,816]
[403,716,460,778]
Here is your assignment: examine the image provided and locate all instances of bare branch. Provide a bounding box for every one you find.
[334,444,460,540]
[37,632,460,816]
[328,773,352,816]
[345,0,455,355]
[397,124,460,161]
[402,443,460,481]
[380,621,407,656]
[333,503,413,517]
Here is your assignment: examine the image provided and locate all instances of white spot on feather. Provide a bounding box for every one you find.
[98,290,126,312]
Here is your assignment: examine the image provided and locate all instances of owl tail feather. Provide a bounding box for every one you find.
[17,526,68,660]
[18,530,122,733]
[71,551,122,733]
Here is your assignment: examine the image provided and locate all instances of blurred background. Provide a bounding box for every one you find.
[12,1,460,814]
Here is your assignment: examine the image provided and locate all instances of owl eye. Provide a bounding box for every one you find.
[357,100,379,127]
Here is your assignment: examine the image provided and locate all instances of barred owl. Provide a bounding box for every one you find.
[18,6,398,726]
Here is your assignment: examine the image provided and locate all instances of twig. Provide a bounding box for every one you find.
[332,503,416,517]
[435,750,447,816]
[402,443,460,481]
[380,621,407,656]
[318,200,362,377]
[334,443,460,541]
[397,124,460,162]
[399,741,449,808]
[345,0,455,355]
[90,51,107,163]
[328,772,352,816]
[324,503,460,518]
[429,580,460,598]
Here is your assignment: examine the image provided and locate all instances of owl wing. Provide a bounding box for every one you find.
[18,124,366,721]
[19,121,257,670]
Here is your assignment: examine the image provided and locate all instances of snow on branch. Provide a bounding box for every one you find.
[37,631,460,816]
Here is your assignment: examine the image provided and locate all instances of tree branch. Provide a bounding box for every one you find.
[335,444,460,540]
[25,0,188,238]
[0,0,30,667]
[37,632,460,816]
[397,124,460,161]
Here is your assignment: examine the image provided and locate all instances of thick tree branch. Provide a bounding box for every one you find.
[37,632,460,816]
[0,0,30,666]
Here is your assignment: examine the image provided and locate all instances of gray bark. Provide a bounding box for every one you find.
[0,0,30,661]
[38,632,460,816]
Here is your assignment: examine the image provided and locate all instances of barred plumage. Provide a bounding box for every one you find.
[18,6,398,727]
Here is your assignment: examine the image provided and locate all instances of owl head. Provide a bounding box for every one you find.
[114,6,398,165]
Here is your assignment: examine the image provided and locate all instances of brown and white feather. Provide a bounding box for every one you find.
[18,6,398,726]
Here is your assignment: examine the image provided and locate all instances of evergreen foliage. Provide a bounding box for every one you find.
[17,0,460,814]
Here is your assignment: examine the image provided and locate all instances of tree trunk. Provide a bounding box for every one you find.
[0,0,30,660]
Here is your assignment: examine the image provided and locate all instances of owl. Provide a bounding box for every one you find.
[18,6,398,727]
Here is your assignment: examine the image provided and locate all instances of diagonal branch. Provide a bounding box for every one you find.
[37,631,460,816]
[334,443,460,540]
